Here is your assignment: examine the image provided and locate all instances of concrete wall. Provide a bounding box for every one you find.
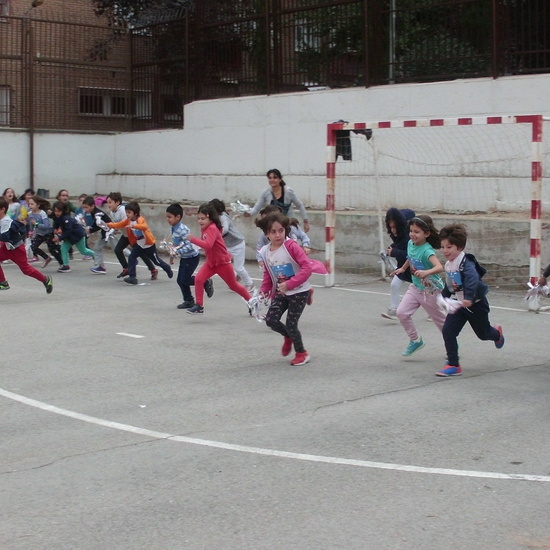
[3,74,550,207]
[95,74,550,213]
[0,130,115,198]
[2,74,550,280]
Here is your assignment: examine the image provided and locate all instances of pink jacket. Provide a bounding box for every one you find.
[259,237,327,298]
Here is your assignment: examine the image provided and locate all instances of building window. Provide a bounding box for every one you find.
[0,0,9,17]
[295,20,320,52]
[162,96,182,121]
[78,87,151,118]
[0,86,10,125]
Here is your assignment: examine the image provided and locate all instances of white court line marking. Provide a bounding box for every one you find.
[1,387,548,483]
[327,286,547,314]
[116,332,145,339]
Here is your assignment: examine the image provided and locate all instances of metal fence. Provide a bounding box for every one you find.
[0,0,548,133]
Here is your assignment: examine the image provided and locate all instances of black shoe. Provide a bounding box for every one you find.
[43,275,53,294]
[165,266,174,279]
[124,276,138,285]
[187,304,204,314]
[204,278,214,298]
[177,301,195,309]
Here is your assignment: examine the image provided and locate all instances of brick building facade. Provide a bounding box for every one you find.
[0,0,176,132]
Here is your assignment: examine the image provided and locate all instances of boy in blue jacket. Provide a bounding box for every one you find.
[436,224,504,377]
[0,197,52,293]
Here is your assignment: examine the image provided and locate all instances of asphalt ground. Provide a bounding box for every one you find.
[1,251,549,550]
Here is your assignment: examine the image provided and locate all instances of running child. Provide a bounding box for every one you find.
[165,203,203,309]
[106,192,158,280]
[0,197,53,293]
[185,202,250,314]
[210,198,255,292]
[107,201,173,285]
[26,195,63,268]
[51,201,95,272]
[256,211,326,366]
[3,187,25,221]
[80,195,112,274]
[436,224,504,377]
[392,215,446,356]
[381,207,415,320]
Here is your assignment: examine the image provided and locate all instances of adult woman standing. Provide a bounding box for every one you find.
[245,169,310,232]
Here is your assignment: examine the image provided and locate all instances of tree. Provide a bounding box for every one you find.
[92,0,192,27]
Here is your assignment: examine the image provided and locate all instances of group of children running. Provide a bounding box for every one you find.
[383,209,505,378]
[0,188,321,367]
[1,186,510,374]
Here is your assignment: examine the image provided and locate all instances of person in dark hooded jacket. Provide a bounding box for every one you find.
[381,207,415,320]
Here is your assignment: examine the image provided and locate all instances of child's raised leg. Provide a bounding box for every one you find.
[216,262,251,301]
[396,286,422,341]
[74,237,95,260]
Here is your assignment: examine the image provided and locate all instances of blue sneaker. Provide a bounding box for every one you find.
[435,365,462,377]
[494,325,505,349]
[402,337,425,356]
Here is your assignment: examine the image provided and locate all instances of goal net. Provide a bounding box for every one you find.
[325,115,550,293]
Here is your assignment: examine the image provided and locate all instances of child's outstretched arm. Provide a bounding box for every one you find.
[108,218,130,230]
[392,259,410,276]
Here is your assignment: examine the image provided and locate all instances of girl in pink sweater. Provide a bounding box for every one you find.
[257,211,326,366]
[186,203,251,314]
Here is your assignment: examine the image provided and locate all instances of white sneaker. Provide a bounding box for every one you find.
[381,308,397,320]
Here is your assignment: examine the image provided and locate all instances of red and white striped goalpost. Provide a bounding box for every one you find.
[325,115,544,289]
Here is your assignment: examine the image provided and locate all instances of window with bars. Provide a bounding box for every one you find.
[0,86,10,125]
[0,0,9,17]
[78,87,151,118]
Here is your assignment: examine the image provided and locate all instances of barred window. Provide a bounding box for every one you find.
[0,86,10,125]
[78,87,150,118]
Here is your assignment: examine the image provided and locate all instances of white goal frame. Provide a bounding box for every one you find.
[325,115,545,291]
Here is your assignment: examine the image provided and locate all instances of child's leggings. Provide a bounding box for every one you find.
[265,290,309,353]
[194,261,251,306]
[60,238,95,266]
[396,285,446,341]
[0,243,46,283]
[31,234,63,265]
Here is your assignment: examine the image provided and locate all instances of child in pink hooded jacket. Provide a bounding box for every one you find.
[257,211,326,366]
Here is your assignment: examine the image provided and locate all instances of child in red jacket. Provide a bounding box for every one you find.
[185,202,251,314]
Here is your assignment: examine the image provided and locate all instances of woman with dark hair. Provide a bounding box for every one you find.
[245,169,310,232]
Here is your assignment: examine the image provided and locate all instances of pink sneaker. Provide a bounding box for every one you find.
[290,351,310,366]
[281,337,293,357]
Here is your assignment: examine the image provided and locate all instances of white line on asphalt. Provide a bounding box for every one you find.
[328,286,549,314]
[1,387,548,483]
[116,332,145,339]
